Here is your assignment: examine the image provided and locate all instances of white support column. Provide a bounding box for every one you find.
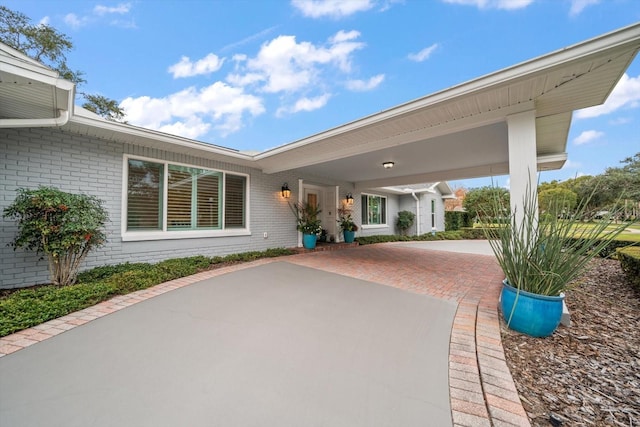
[507,110,538,228]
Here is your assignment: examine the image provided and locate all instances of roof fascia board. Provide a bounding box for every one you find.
[0,60,73,89]
[259,101,534,174]
[0,42,52,69]
[256,23,640,161]
[68,115,255,162]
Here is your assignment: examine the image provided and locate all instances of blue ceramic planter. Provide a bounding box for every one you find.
[302,233,317,249]
[343,230,355,243]
[501,280,565,338]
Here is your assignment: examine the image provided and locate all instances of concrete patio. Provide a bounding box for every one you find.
[0,241,530,426]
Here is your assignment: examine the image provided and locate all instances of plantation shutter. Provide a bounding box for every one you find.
[196,172,221,228]
[167,166,193,229]
[127,160,163,230]
[361,195,368,225]
[225,174,246,228]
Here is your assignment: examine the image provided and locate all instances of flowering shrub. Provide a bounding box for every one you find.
[3,187,109,285]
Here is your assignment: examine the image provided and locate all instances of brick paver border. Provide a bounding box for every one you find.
[0,245,530,426]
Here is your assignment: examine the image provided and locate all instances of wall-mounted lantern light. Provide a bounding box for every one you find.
[281,183,291,199]
[345,193,354,205]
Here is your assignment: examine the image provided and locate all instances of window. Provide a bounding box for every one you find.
[361,194,387,225]
[431,199,436,228]
[125,157,248,236]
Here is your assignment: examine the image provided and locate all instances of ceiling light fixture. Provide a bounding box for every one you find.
[382,161,395,169]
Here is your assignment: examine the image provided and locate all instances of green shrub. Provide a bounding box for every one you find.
[445,211,472,230]
[396,210,415,235]
[618,247,640,290]
[3,187,109,285]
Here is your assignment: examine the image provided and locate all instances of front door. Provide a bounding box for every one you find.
[303,186,337,241]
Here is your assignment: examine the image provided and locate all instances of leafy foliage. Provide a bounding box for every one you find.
[396,210,415,235]
[618,247,640,290]
[445,211,472,230]
[463,186,510,221]
[483,183,633,296]
[3,187,109,286]
[289,201,322,234]
[337,206,358,232]
[0,5,124,121]
[538,187,577,216]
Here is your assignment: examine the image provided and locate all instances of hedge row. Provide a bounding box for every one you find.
[445,211,473,231]
[356,229,487,245]
[618,247,640,290]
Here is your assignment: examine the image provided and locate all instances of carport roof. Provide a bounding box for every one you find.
[1,23,639,189]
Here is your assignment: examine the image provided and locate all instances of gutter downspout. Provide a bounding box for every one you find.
[411,191,420,235]
[0,109,70,128]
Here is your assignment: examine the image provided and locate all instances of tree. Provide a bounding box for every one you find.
[0,6,125,121]
[3,187,109,286]
[538,187,577,217]
[463,186,510,221]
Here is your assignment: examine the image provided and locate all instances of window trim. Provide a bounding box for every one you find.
[121,155,250,241]
[361,193,387,228]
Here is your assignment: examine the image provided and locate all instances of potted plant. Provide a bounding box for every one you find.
[484,183,631,337]
[289,201,322,249]
[337,206,358,243]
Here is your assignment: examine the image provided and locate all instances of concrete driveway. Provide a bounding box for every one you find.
[0,261,457,427]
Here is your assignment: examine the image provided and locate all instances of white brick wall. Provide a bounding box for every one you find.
[2,127,369,288]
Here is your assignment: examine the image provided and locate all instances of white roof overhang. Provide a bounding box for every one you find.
[0,44,74,127]
[254,23,640,189]
[1,23,639,188]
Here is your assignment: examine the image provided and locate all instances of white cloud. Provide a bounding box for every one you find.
[573,130,604,145]
[64,13,88,29]
[408,43,439,62]
[63,3,133,29]
[237,31,365,93]
[441,0,534,10]
[38,16,50,26]
[168,54,225,78]
[94,3,132,15]
[291,0,375,18]
[346,74,385,91]
[575,73,640,119]
[278,94,332,116]
[569,0,599,16]
[120,82,265,139]
[609,117,632,125]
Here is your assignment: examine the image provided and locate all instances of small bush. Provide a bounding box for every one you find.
[3,187,109,285]
[618,247,640,290]
[445,211,472,230]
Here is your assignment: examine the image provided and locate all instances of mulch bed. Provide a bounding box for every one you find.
[501,258,640,426]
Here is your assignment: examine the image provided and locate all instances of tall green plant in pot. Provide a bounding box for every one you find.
[337,206,358,243]
[289,201,322,249]
[484,183,631,337]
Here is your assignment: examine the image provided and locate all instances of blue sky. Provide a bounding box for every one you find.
[5,0,640,189]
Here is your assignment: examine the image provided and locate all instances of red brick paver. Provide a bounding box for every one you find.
[0,243,530,426]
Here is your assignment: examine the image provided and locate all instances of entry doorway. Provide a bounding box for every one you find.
[302,184,337,242]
